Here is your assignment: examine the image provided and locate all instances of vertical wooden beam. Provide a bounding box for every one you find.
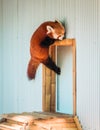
[50,46,56,112]
[45,67,51,111]
[74,116,82,130]
[42,46,56,112]
[72,39,76,116]
[42,39,76,115]
[42,65,46,111]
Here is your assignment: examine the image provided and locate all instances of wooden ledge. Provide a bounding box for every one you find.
[52,38,75,46]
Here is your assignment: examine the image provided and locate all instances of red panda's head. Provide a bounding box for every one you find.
[46,20,65,40]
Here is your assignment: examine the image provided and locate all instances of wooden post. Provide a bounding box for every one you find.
[42,64,46,111]
[72,39,76,116]
[42,39,76,115]
[50,46,56,112]
[74,116,82,130]
[42,46,56,112]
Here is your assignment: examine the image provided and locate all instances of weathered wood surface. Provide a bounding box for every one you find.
[42,38,76,114]
[52,39,74,46]
[0,112,82,130]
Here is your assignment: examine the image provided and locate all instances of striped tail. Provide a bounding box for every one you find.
[27,59,39,80]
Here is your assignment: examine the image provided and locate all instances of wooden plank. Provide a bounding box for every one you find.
[50,83,56,112]
[42,45,56,112]
[32,116,75,123]
[42,64,46,112]
[0,124,40,130]
[52,128,78,130]
[74,116,82,130]
[33,112,73,118]
[45,68,51,112]
[30,124,49,130]
[1,112,74,122]
[0,122,22,130]
[34,121,77,128]
[1,114,33,125]
[52,39,73,46]
[37,112,73,118]
[0,126,11,130]
[42,38,76,114]
[72,39,76,116]
[50,46,56,112]
[30,125,46,130]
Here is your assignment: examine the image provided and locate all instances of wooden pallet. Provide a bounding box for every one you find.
[0,112,82,130]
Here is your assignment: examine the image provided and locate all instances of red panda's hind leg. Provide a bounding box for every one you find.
[42,56,61,75]
[27,59,40,79]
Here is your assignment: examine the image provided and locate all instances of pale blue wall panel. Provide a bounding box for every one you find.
[0,0,3,114]
[57,46,73,114]
[1,0,43,113]
[2,0,19,113]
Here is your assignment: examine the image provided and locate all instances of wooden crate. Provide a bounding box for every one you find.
[0,112,82,130]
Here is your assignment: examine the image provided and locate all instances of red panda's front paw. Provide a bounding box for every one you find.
[56,67,61,75]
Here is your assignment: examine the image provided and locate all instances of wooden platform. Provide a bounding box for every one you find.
[0,112,82,130]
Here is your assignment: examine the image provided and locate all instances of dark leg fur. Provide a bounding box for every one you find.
[40,36,55,47]
[42,56,61,75]
[27,59,40,79]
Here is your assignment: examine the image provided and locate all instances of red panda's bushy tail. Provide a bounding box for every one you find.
[27,59,39,80]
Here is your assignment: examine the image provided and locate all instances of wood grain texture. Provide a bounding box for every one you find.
[0,112,80,130]
[42,38,76,115]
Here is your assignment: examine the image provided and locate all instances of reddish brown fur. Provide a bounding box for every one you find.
[27,21,65,79]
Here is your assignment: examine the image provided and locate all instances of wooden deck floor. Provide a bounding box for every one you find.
[0,112,82,130]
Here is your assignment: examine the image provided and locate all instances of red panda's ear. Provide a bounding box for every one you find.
[46,25,54,34]
[55,19,62,24]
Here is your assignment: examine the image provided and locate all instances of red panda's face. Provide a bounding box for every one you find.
[46,20,65,40]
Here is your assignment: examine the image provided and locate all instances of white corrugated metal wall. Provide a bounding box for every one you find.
[0,0,100,129]
[76,0,100,130]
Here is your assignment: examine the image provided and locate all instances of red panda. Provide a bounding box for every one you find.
[27,20,65,79]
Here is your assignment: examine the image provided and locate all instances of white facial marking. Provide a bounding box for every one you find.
[52,33,58,39]
[58,35,64,40]
[52,31,64,40]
